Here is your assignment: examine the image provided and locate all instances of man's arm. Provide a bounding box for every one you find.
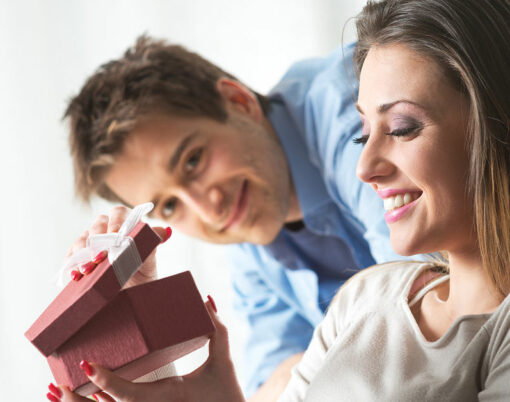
[248,353,303,402]
[229,244,316,397]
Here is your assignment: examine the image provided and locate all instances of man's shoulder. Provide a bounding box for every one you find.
[267,43,362,205]
[269,43,356,102]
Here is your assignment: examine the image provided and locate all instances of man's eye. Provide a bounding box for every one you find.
[162,199,176,218]
[185,149,202,172]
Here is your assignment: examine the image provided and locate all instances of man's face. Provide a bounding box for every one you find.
[106,102,297,245]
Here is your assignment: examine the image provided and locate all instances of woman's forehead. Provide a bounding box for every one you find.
[358,44,458,118]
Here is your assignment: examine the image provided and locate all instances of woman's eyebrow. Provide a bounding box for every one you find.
[356,99,428,115]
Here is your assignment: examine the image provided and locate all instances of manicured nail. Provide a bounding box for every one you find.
[163,227,172,243]
[48,383,62,398]
[46,392,59,402]
[207,295,217,313]
[92,394,99,401]
[79,261,96,275]
[79,360,94,376]
[92,250,108,264]
[71,270,83,281]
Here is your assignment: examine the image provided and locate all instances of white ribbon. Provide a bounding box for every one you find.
[57,203,154,288]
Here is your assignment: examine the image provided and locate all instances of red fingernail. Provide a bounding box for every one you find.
[79,261,96,275]
[163,227,172,243]
[48,383,62,398]
[46,392,59,402]
[92,394,99,401]
[92,250,108,264]
[71,270,83,281]
[79,360,94,376]
[207,295,217,313]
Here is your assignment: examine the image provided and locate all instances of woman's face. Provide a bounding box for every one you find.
[356,44,476,256]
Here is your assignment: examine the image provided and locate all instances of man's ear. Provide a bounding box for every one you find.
[216,77,264,121]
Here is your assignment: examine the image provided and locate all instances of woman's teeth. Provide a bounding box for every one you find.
[383,192,419,211]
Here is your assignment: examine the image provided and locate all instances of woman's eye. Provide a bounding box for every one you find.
[353,135,369,145]
[386,125,423,138]
[162,199,176,218]
[185,149,202,173]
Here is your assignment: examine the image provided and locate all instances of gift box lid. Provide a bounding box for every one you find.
[25,221,162,357]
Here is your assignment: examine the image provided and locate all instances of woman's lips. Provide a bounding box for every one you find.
[384,197,420,224]
[376,188,423,224]
[222,180,248,232]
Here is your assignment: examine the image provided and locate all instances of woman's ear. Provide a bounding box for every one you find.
[216,77,264,121]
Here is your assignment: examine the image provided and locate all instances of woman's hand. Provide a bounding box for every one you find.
[65,206,172,288]
[47,299,246,402]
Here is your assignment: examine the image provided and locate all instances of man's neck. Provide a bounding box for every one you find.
[285,176,303,223]
[262,114,303,225]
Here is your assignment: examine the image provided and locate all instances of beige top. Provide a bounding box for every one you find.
[279,261,510,401]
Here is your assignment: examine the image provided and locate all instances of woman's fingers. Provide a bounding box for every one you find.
[92,391,116,402]
[80,361,140,401]
[108,206,130,233]
[88,215,109,236]
[184,297,245,402]
[205,296,231,362]
[65,230,89,258]
[58,385,91,401]
[153,226,172,243]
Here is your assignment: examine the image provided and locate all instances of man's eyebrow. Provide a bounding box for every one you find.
[169,131,199,173]
[147,131,199,217]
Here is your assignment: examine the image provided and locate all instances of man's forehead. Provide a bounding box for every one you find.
[126,117,179,153]
[106,139,171,206]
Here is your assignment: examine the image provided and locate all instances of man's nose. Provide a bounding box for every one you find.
[356,136,394,184]
[183,184,225,225]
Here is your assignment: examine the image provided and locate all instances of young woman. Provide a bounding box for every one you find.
[50,0,510,400]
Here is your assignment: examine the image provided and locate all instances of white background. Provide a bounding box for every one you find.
[0,1,364,400]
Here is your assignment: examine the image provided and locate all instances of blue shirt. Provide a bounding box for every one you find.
[228,44,408,396]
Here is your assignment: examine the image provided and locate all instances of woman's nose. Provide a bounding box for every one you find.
[356,137,394,184]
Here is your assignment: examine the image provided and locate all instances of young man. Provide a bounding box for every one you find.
[65,36,406,399]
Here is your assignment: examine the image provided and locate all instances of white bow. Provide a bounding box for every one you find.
[57,203,154,288]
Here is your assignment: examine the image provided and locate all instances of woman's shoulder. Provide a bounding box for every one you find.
[330,260,435,315]
[348,260,433,293]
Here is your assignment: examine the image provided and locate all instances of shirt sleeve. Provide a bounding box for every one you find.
[478,301,510,401]
[228,245,316,397]
[277,279,352,401]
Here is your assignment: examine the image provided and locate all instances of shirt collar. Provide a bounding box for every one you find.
[267,99,333,227]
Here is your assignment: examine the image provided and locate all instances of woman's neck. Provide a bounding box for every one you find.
[414,248,503,342]
[443,250,503,317]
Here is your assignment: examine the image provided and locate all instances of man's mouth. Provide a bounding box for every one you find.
[383,191,422,211]
[221,180,249,232]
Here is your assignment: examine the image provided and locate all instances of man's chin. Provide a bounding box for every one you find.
[213,228,282,246]
[197,217,284,245]
[247,223,284,246]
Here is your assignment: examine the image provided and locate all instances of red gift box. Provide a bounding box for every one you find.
[25,222,215,395]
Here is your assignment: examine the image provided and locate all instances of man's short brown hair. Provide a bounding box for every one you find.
[64,35,269,203]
